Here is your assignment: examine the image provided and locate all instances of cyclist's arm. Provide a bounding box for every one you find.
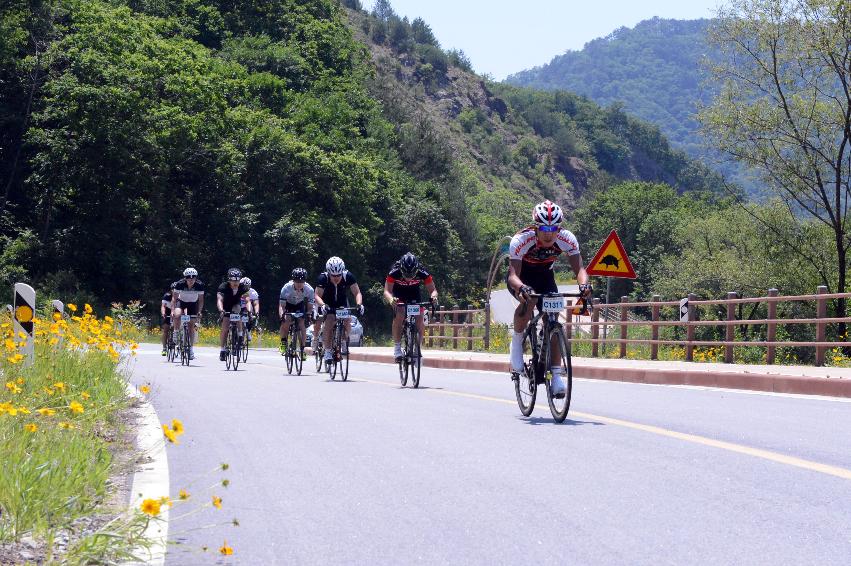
[383,279,395,305]
[568,254,589,286]
[253,299,260,314]
[507,259,526,299]
[198,294,204,315]
[314,287,326,309]
[424,280,438,303]
[278,300,285,319]
[216,293,224,313]
[161,301,167,318]
[350,283,363,307]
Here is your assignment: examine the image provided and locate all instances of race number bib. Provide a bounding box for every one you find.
[406,304,421,317]
[541,296,565,313]
[335,308,350,319]
[229,313,241,322]
[180,315,191,323]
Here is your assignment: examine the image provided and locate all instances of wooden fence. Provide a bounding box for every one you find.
[425,305,485,350]
[568,286,851,366]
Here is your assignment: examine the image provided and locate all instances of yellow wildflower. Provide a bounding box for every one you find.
[140,384,151,395]
[16,378,23,385]
[37,408,56,416]
[58,421,74,430]
[159,496,173,509]
[53,382,65,391]
[68,401,84,414]
[81,391,90,400]
[171,419,184,436]
[84,304,93,314]
[140,498,161,517]
[53,312,62,321]
[4,339,15,351]
[212,496,222,509]
[219,542,233,556]
[17,407,29,414]
[162,424,178,444]
[67,304,77,312]
[178,489,190,500]
[25,424,37,433]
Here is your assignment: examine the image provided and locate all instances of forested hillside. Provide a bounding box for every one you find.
[505,18,757,194]
[1,0,731,322]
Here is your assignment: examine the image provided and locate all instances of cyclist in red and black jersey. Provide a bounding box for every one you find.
[507,200,591,397]
[383,252,438,361]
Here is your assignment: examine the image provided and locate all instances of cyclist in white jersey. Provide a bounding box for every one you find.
[170,267,205,360]
[278,268,314,360]
[240,277,260,333]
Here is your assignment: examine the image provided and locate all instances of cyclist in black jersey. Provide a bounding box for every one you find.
[170,267,205,360]
[216,267,250,361]
[314,256,364,369]
[383,252,438,361]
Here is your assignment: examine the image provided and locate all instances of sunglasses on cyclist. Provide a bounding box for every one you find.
[186,275,197,279]
[537,225,560,233]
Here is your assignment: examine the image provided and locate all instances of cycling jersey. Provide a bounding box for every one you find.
[218,282,250,312]
[240,288,259,309]
[279,281,315,306]
[316,270,357,310]
[386,262,433,303]
[171,279,205,302]
[161,292,172,324]
[509,226,580,267]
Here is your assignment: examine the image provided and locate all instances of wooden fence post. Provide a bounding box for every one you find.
[591,298,600,357]
[452,304,459,350]
[483,300,490,350]
[766,288,778,365]
[686,293,697,362]
[816,286,828,366]
[466,304,474,350]
[619,296,628,358]
[725,291,737,363]
[439,305,446,348]
[651,295,660,360]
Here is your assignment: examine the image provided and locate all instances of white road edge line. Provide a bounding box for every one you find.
[349,360,851,403]
[124,383,169,566]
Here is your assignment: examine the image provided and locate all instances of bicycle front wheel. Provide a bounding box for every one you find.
[167,330,176,362]
[231,330,241,371]
[295,333,303,376]
[285,347,294,374]
[181,327,190,366]
[241,332,249,362]
[514,330,537,416]
[546,326,573,423]
[225,329,233,370]
[339,325,349,381]
[410,327,421,388]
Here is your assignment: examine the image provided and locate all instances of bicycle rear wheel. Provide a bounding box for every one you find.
[167,329,176,362]
[410,327,421,388]
[546,326,573,423]
[181,327,190,366]
[513,329,537,416]
[241,331,249,362]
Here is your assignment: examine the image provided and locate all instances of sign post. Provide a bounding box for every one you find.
[13,283,36,367]
[52,300,64,318]
[586,231,637,355]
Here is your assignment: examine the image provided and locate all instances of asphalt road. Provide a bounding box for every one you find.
[128,344,851,565]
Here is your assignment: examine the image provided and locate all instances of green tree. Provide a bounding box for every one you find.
[701,0,851,329]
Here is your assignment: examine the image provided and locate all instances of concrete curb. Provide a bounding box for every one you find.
[124,384,169,565]
[348,352,851,398]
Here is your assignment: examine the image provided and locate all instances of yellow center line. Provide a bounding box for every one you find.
[351,376,851,481]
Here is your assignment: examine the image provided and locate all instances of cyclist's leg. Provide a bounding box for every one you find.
[184,302,199,347]
[161,320,170,350]
[392,305,404,358]
[508,273,537,372]
[219,307,230,359]
[322,312,336,360]
[281,315,291,347]
[416,308,426,350]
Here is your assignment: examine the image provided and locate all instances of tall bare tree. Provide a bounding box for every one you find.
[701,0,851,327]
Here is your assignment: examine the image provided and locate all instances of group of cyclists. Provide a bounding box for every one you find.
[158,199,593,396]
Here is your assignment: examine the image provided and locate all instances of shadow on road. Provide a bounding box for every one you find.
[520,416,606,426]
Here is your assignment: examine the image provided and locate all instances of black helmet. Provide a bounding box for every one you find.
[291,267,307,282]
[227,267,242,281]
[399,252,419,279]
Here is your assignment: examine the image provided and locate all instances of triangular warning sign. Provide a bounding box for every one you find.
[586,230,636,279]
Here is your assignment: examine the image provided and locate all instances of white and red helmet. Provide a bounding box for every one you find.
[532,200,563,226]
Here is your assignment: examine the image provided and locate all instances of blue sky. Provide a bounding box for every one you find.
[363,1,721,80]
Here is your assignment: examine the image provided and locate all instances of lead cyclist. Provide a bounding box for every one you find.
[507,200,592,398]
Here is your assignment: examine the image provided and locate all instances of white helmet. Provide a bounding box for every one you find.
[532,200,563,226]
[240,276,252,287]
[326,256,345,276]
[183,267,198,277]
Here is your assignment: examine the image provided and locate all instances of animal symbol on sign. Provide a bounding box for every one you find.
[600,254,620,269]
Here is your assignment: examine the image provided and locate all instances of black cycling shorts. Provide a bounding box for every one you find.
[177,300,200,316]
[507,264,558,307]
